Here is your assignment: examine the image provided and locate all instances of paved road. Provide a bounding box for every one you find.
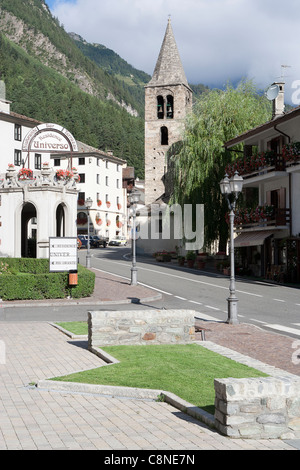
[2,246,300,341]
[85,247,300,339]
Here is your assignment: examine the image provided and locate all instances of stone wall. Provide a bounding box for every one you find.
[88,309,196,348]
[214,376,300,439]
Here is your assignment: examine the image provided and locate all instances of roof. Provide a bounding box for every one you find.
[146,19,190,89]
[0,110,41,126]
[52,140,127,164]
[224,105,300,148]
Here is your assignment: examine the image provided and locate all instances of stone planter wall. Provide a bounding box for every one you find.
[88,309,196,348]
[214,376,300,439]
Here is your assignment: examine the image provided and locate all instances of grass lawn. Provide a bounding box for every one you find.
[51,338,268,414]
[57,321,88,336]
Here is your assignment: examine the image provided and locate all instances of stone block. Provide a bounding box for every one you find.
[88,309,196,347]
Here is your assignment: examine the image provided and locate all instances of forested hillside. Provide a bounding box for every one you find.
[0,0,209,179]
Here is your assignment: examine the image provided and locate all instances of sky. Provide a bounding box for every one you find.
[45,0,300,104]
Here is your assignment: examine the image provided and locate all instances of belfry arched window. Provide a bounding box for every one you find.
[166,95,174,119]
[157,96,164,119]
[161,126,168,146]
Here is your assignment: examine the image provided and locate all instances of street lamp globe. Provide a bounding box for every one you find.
[230,171,243,196]
[129,190,140,204]
[220,174,230,196]
[85,197,93,209]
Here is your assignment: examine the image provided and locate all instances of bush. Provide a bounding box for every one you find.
[0,258,95,300]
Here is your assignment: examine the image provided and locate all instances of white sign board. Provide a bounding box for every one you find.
[49,237,78,272]
[23,123,78,153]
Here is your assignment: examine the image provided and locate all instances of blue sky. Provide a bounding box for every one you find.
[45,0,300,104]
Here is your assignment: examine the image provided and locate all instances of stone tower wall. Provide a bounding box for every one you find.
[144,84,192,205]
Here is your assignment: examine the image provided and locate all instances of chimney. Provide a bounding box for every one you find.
[0,98,11,114]
[272,82,285,119]
[0,81,11,114]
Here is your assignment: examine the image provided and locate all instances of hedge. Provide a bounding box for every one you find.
[0,258,95,300]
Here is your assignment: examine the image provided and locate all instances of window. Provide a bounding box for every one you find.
[166,95,174,119]
[106,176,109,186]
[78,192,85,206]
[161,126,168,146]
[97,158,101,166]
[34,154,41,170]
[117,164,120,172]
[14,124,21,141]
[78,157,85,165]
[54,158,60,166]
[14,149,21,166]
[157,96,164,119]
[97,174,100,184]
[106,161,109,169]
[79,173,85,183]
[105,194,109,203]
[116,179,119,188]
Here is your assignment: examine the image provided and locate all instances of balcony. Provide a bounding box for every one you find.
[228,205,291,231]
[225,142,300,181]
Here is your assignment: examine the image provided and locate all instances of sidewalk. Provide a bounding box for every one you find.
[0,270,299,449]
[0,321,297,450]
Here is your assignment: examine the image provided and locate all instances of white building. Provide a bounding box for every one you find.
[54,142,128,241]
[0,95,129,257]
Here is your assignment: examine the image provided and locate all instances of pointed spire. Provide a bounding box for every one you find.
[147,18,189,87]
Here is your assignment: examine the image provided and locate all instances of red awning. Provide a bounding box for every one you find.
[234,231,273,247]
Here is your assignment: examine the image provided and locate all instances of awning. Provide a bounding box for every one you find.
[234,231,273,248]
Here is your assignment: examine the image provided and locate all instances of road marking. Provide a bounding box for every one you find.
[92,268,173,296]
[189,300,203,305]
[250,318,267,324]
[103,260,263,297]
[175,296,187,301]
[205,305,220,311]
[265,324,300,337]
[195,313,220,322]
[273,299,285,302]
[138,283,173,296]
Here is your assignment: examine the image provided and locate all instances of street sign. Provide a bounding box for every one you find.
[49,237,78,272]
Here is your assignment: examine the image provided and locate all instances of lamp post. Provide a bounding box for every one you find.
[220,171,243,324]
[128,189,140,285]
[85,197,93,269]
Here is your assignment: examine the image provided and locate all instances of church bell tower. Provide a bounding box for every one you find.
[144,18,193,206]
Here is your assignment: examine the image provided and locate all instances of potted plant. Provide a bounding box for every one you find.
[196,252,207,269]
[18,168,33,180]
[178,256,185,266]
[186,251,196,268]
[222,261,230,275]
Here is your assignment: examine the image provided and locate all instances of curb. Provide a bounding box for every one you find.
[0,293,162,309]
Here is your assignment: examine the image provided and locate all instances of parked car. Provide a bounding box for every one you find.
[109,236,127,246]
[78,235,88,248]
[90,235,107,248]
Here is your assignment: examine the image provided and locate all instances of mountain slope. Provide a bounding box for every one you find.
[0,0,145,176]
[0,0,142,116]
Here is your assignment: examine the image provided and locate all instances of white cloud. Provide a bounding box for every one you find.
[49,0,300,103]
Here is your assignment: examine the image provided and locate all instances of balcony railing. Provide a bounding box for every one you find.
[227,205,291,229]
[226,142,300,179]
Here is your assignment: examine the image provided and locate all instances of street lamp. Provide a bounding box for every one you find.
[85,197,93,268]
[128,189,140,285]
[220,171,243,324]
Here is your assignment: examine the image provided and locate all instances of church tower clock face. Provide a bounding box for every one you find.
[144,19,193,206]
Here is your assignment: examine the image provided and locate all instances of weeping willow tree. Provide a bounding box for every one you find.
[170,80,272,251]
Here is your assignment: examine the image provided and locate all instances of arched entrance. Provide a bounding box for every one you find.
[56,203,65,237]
[21,202,37,258]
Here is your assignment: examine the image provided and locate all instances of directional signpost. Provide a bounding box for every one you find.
[49,237,78,273]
